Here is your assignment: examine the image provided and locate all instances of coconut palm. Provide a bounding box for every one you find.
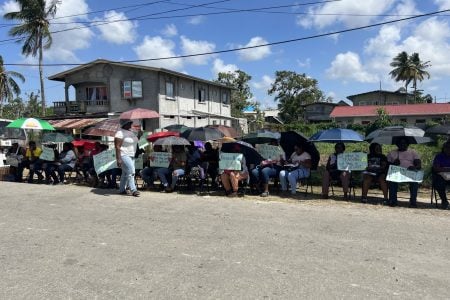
[409,52,431,102]
[4,0,59,116]
[0,55,25,117]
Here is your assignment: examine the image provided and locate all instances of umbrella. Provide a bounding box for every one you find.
[425,124,450,135]
[310,128,364,143]
[181,127,224,141]
[280,131,320,170]
[206,125,238,138]
[72,139,96,150]
[119,108,159,120]
[366,126,432,145]
[6,117,55,130]
[42,132,74,143]
[220,141,263,166]
[147,131,180,143]
[153,136,190,146]
[163,124,190,133]
[84,118,120,137]
[241,130,280,144]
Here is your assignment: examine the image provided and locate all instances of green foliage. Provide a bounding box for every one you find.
[0,55,25,117]
[365,107,392,135]
[215,70,252,117]
[2,92,46,119]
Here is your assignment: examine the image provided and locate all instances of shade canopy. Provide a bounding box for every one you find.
[84,118,120,137]
[6,118,55,130]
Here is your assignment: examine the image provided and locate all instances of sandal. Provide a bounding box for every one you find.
[227,191,238,198]
[260,192,269,197]
[132,191,140,197]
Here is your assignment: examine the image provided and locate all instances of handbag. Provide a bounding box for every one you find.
[6,156,20,167]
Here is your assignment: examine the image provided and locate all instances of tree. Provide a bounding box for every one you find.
[2,96,26,119]
[4,0,59,116]
[365,107,392,136]
[0,55,25,117]
[268,71,329,123]
[23,91,41,117]
[409,52,431,102]
[215,70,252,117]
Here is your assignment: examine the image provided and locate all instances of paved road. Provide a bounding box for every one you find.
[0,182,449,299]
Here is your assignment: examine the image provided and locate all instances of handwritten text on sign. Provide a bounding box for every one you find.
[93,149,117,174]
[386,165,424,183]
[39,146,55,161]
[337,152,368,171]
[219,152,243,171]
[255,144,284,160]
[149,152,171,168]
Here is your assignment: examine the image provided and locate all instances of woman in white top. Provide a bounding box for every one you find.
[115,119,139,197]
[279,143,311,195]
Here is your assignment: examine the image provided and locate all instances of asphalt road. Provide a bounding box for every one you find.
[0,182,449,299]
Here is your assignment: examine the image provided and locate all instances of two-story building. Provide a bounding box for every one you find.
[48,59,237,132]
[347,90,413,106]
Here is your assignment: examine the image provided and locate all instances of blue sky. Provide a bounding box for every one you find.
[1,0,450,110]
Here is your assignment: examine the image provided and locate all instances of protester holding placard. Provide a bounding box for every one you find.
[220,143,249,197]
[42,143,60,184]
[17,141,44,183]
[157,145,187,193]
[432,141,450,210]
[141,145,165,189]
[321,142,350,200]
[49,142,77,185]
[278,143,310,195]
[386,137,421,208]
[361,143,388,203]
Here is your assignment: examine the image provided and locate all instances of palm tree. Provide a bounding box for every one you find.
[409,52,431,102]
[4,0,59,116]
[0,55,25,117]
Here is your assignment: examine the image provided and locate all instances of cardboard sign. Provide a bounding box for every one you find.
[135,154,144,170]
[386,165,424,183]
[93,149,117,174]
[256,144,284,160]
[337,152,368,171]
[219,152,243,171]
[39,146,55,161]
[149,152,171,168]
[138,137,149,149]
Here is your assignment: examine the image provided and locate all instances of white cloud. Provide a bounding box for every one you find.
[162,24,178,37]
[211,59,238,76]
[134,36,183,70]
[252,75,274,91]
[188,16,204,25]
[0,0,19,14]
[180,36,216,65]
[237,37,271,61]
[93,10,137,44]
[434,0,450,10]
[297,58,311,68]
[326,51,378,83]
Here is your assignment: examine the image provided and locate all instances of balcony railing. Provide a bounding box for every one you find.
[53,100,110,115]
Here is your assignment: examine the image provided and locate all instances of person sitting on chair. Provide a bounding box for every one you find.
[5,142,25,181]
[186,142,205,190]
[432,141,450,210]
[201,142,219,189]
[220,143,249,197]
[17,141,43,183]
[48,142,77,185]
[278,143,311,196]
[386,137,421,208]
[361,143,388,203]
[157,145,186,193]
[140,145,164,189]
[321,142,350,200]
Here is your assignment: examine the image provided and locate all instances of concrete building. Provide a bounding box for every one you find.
[303,102,339,123]
[48,59,239,132]
[347,90,414,106]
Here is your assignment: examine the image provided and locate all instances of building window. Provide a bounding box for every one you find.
[86,86,108,100]
[198,88,206,102]
[361,120,370,125]
[212,120,217,125]
[400,118,407,123]
[122,80,142,99]
[166,81,174,99]
[222,92,229,104]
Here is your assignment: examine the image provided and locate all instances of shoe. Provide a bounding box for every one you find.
[409,203,417,208]
[132,191,140,197]
[119,191,128,195]
[441,201,449,210]
[388,202,398,207]
[321,194,329,199]
[165,187,173,193]
[260,192,269,197]
[361,197,367,203]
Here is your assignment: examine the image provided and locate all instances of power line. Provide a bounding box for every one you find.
[3,9,449,67]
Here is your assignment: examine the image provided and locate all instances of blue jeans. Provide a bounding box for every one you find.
[279,167,310,194]
[119,155,137,193]
[251,166,278,184]
[141,167,159,186]
[157,168,185,189]
[388,181,418,205]
[57,164,73,182]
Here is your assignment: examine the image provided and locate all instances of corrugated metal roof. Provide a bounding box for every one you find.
[330,103,450,118]
[48,118,105,129]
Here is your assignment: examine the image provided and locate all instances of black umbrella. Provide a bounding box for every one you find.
[280,131,320,170]
[241,130,280,144]
[182,127,224,141]
[366,126,432,144]
[425,124,450,135]
[220,141,263,166]
[163,124,190,133]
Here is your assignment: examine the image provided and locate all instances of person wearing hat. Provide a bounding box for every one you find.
[115,119,140,197]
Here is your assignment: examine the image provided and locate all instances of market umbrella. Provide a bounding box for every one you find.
[241,130,280,144]
[365,126,432,144]
[425,124,450,136]
[153,136,190,147]
[182,127,224,142]
[84,118,119,137]
[220,140,263,166]
[42,132,74,143]
[280,131,320,170]
[309,128,364,143]
[119,108,160,120]
[206,125,238,138]
[147,131,180,143]
[72,139,96,150]
[163,124,190,133]
[6,117,55,130]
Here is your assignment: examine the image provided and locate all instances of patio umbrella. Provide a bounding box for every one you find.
[163,124,190,133]
[6,117,55,130]
[309,128,364,143]
[181,127,224,141]
[220,141,263,166]
[280,131,320,170]
[425,124,450,135]
[72,139,96,150]
[241,130,280,144]
[206,125,238,138]
[42,132,74,143]
[147,131,180,142]
[119,108,160,120]
[366,126,432,144]
[153,136,190,146]
[84,118,120,137]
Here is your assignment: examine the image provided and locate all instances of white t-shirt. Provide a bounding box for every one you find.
[290,151,311,167]
[115,129,138,157]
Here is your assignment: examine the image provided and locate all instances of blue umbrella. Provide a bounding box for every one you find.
[310,128,364,143]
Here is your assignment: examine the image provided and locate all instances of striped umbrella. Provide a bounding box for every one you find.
[6,117,55,130]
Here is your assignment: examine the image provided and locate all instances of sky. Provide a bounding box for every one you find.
[1,0,450,110]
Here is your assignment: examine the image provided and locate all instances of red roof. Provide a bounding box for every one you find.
[330,103,450,118]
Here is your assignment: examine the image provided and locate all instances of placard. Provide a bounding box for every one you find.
[337,152,368,171]
[138,137,149,149]
[135,155,144,170]
[39,146,55,161]
[149,152,171,168]
[256,144,284,160]
[386,165,424,183]
[93,149,117,174]
[219,152,243,171]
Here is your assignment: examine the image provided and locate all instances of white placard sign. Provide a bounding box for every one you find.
[135,154,144,170]
[337,152,368,171]
[93,149,117,174]
[39,146,55,161]
[386,165,424,183]
[149,152,171,168]
[256,144,284,160]
[219,152,243,171]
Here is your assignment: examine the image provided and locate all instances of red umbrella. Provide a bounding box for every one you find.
[72,139,96,150]
[84,118,120,137]
[119,108,159,120]
[147,131,179,142]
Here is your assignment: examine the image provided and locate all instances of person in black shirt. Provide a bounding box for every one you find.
[361,143,388,203]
